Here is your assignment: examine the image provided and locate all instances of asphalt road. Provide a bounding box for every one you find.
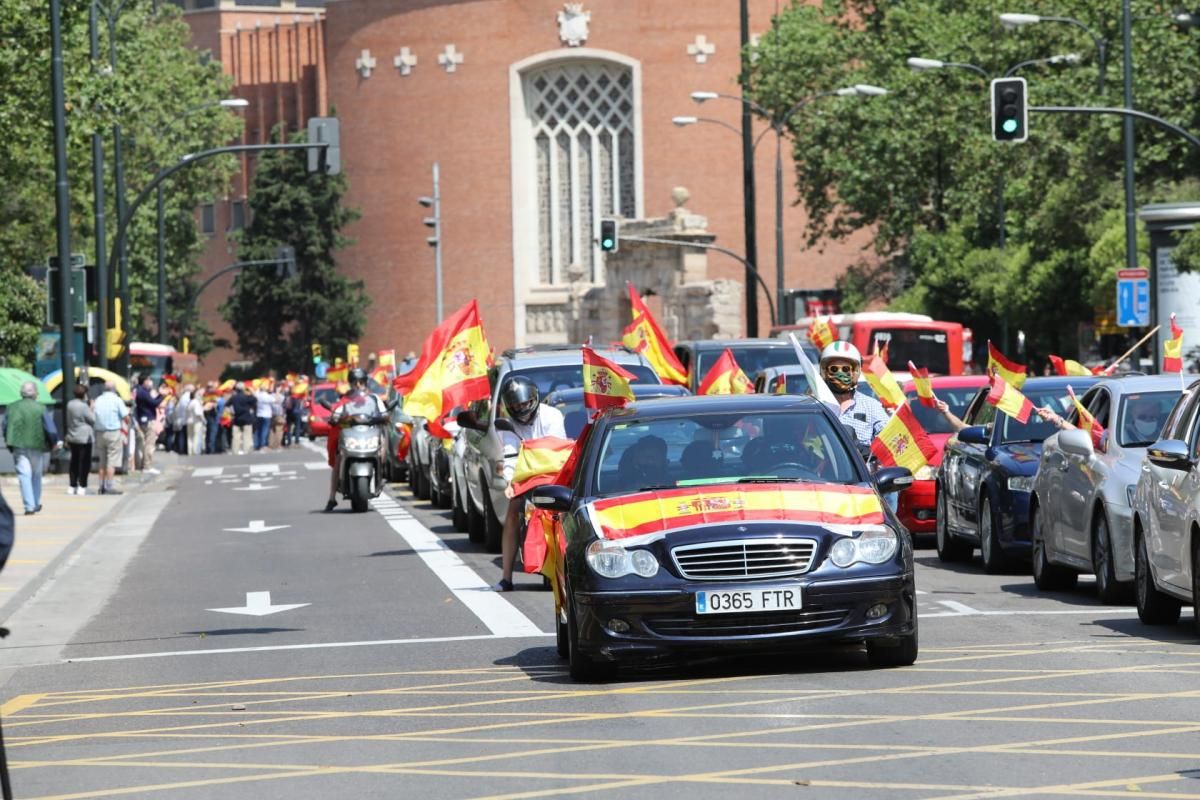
[0,447,1198,800]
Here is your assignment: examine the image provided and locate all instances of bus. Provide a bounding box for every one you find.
[771,312,972,376]
[128,342,200,384]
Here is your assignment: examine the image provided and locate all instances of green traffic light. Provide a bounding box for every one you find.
[602,238,614,248]
[1002,119,1019,134]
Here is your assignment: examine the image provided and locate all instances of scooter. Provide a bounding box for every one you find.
[327,395,392,512]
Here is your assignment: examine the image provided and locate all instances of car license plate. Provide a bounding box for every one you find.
[695,586,802,615]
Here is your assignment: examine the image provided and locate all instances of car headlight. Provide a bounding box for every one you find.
[1007,476,1035,492]
[913,465,936,481]
[585,540,659,578]
[829,528,899,568]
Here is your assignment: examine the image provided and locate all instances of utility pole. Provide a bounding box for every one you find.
[738,0,760,337]
[51,0,76,405]
[419,163,443,324]
[89,2,108,368]
[1121,0,1137,277]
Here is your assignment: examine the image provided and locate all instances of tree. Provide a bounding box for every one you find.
[744,0,1200,361]
[221,125,365,373]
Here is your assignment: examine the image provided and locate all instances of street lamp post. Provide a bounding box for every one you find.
[51,0,76,406]
[418,162,443,325]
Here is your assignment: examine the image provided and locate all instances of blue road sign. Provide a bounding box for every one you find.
[1117,277,1150,327]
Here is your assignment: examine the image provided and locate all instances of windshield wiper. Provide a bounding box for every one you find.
[736,477,814,484]
[635,484,677,492]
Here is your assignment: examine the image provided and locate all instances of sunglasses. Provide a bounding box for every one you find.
[824,364,856,375]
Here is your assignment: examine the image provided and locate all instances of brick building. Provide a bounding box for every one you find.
[183,0,866,367]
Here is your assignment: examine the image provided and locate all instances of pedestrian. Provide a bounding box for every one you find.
[65,383,95,496]
[186,385,205,456]
[1,381,60,515]
[172,384,193,454]
[92,380,129,495]
[229,382,256,455]
[253,382,274,451]
[202,381,220,454]
[133,375,163,474]
[282,386,297,447]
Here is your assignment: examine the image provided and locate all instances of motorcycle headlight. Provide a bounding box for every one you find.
[1007,476,1035,492]
[585,540,659,578]
[829,529,899,568]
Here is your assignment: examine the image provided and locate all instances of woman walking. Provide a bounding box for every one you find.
[65,384,95,496]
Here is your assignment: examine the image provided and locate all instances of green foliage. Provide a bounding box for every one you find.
[746,0,1200,357]
[0,275,45,370]
[221,125,365,374]
[0,0,241,364]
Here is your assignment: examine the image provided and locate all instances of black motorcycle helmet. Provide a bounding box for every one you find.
[348,367,368,390]
[502,375,540,425]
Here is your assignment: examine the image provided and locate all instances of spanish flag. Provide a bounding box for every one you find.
[396,300,492,420]
[620,282,688,386]
[870,404,939,473]
[162,374,179,392]
[370,365,389,387]
[217,379,235,393]
[1048,355,1093,377]
[291,380,309,397]
[986,373,1034,424]
[988,341,1027,388]
[863,354,906,409]
[511,436,576,496]
[326,363,349,384]
[907,361,937,408]
[583,347,637,409]
[1163,313,1184,373]
[1068,385,1104,449]
[377,349,396,370]
[697,348,754,395]
[807,317,837,350]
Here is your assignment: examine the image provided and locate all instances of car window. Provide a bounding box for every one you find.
[694,347,805,381]
[1182,391,1200,458]
[1085,388,1111,428]
[960,388,988,424]
[965,388,995,427]
[996,387,1073,443]
[590,410,860,498]
[904,387,978,434]
[313,387,338,405]
[1163,386,1199,440]
[501,363,659,400]
[1116,391,1179,448]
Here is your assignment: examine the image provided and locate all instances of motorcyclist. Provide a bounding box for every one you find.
[324,368,386,512]
[821,341,889,449]
[494,375,565,592]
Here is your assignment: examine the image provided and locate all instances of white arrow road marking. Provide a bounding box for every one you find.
[207,591,310,617]
[233,483,276,492]
[222,520,291,533]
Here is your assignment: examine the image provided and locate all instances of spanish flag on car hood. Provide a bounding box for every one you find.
[620,282,688,386]
[870,404,938,473]
[396,300,491,420]
[697,348,754,395]
[582,346,637,410]
[988,341,1027,388]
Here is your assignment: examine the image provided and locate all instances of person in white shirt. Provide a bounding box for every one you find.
[186,386,206,456]
[494,376,565,592]
[253,385,274,451]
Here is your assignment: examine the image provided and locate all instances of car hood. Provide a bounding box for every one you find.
[583,483,886,543]
[993,442,1043,476]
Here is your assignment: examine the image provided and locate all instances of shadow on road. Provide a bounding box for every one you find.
[1090,615,1199,643]
[179,627,304,637]
[362,549,416,558]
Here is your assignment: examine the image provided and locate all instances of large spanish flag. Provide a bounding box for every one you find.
[807,317,837,350]
[988,341,1027,388]
[697,348,754,395]
[907,361,937,408]
[1163,313,1184,373]
[870,404,938,473]
[1049,354,1093,377]
[511,436,576,496]
[986,373,1034,423]
[863,354,906,409]
[1067,385,1104,448]
[589,484,884,541]
[583,346,637,409]
[620,283,688,386]
[396,300,491,420]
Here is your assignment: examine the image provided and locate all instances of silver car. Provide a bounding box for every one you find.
[1030,375,1184,602]
[1130,379,1200,633]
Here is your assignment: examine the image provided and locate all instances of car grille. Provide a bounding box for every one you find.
[671,538,817,580]
[644,608,848,638]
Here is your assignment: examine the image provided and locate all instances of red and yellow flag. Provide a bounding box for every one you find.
[988,341,1027,388]
[589,484,884,541]
[870,404,939,473]
[863,354,906,409]
[511,436,576,496]
[396,300,491,420]
[369,365,389,387]
[1048,355,1093,377]
[1067,385,1104,449]
[1163,313,1184,373]
[807,317,837,350]
[377,349,396,370]
[907,361,937,408]
[291,380,309,397]
[326,364,348,384]
[986,373,1034,424]
[620,283,688,386]
[697,348,754,395]
[582,346,637,410]
[217,379,235,393]
[161,374,179,392]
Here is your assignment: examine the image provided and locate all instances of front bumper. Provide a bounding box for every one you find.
[897,479,936,534]
[573,573,916,662]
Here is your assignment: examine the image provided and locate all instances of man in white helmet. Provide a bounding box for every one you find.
[819,341,889,449]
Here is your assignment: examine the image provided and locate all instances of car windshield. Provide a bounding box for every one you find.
[695,346,805,381]
[867,328,951,375]
[590,410,861,498]
[999,388,1075,443]
[508,363,660,397]
[313,387,338,406]
[766,373,811,395]
[551,390,684,438]
[904,387,978,434]
[1117,391,1178,447]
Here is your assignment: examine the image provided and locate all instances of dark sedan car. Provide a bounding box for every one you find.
[530,394,917,681]
[937,375,1100,573]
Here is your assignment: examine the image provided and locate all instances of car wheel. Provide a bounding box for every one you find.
[555,604,569,660]
[936,487,972,563]
[451,482,468,532]
[866,615,918,668]
[1135,529,1181,625]
[567,595,617,682]
[482,478,503,554]
[413,466,430,501]
[465,482,485,544]
[979,496,1012,574]
[1032,504,1077,591]
[1093,511,1131,604]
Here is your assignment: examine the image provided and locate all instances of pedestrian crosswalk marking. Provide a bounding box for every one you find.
[193,467,223,478]
[250,463,280,474]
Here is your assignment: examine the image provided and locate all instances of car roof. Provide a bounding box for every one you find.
[680,338,794,352]
[544,384,689,404]
[755,364,809,378]
[604,393,827,419]
[1017,376,1101,392]
[499,347,650,370]
[901,375,989,390]
[1090,373,1198,395]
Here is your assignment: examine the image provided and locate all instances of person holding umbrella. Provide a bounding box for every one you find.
[2,382,60,515]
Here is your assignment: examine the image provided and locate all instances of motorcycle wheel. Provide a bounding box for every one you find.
[351,476,370,513]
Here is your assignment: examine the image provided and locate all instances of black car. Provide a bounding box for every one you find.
[530,394,917,681]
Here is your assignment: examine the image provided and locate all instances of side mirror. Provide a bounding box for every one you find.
[875,466,914,495]
[529,483,572,512]
[1147,439,1193,471]
[455,410,485,432]
[1058,428,1094,458]
[494,418,516,434]
[958,425,989,445]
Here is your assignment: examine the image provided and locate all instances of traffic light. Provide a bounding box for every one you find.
[306,117,341,175]
[991,77,1028,143]
[599,218,619,253]
[276,245,297,279]
[311,342,322,364]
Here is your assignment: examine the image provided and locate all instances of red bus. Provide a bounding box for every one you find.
[128,342,200,384]
[772,312,972,376]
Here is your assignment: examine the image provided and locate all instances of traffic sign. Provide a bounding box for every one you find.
[1117,275,1150,327]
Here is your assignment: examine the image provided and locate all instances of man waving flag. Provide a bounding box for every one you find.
[697,348,754,395]
[583,347,637,409]
[511,436,576,496]
[621,283,688,385]
[396,300,491,421]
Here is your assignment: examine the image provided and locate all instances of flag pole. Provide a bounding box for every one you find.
[1104,325,1160,374]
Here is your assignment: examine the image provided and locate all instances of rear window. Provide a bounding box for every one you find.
[868,328,950,375]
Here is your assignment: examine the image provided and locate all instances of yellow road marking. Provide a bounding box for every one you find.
[0,695,43,716]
